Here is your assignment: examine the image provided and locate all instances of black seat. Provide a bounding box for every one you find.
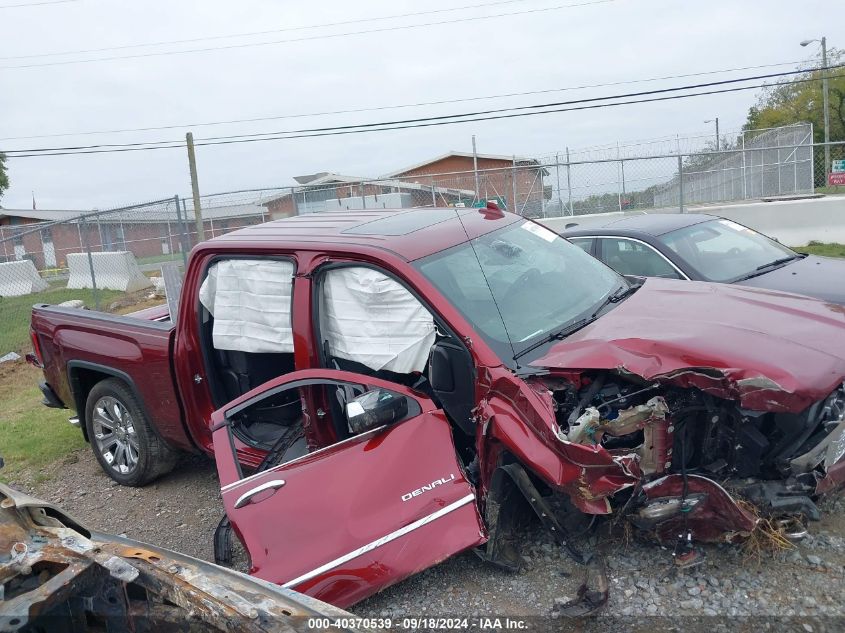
[217,350,296,402]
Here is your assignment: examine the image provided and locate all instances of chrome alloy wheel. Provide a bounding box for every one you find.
[91,396,140,475]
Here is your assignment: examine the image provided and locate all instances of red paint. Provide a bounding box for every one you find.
[639,474,759,542]
[817,459,845,495]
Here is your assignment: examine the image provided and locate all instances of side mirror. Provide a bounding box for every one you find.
[345,388,409,434]
[429,343,455,392]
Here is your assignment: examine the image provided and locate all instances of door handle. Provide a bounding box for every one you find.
[234,479,286,509]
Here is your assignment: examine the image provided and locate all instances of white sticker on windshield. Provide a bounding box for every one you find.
[718,219,753,233]
[521,221,557,242]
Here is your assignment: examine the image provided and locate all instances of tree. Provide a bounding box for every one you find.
[744,49,844,143]
[0,153,8,203]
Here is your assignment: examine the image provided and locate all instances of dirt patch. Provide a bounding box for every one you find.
[7,450,222,562]
[109,291,166,315]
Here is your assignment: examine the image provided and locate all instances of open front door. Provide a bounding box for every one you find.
[211,369,486,608]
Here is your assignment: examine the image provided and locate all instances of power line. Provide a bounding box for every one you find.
[197,65,837,142]
[5,65,836,154]
[0,0,617,69]
[192,72,845,147]
[6,68,841,158]
[0,59,808,141]
[0,0,76,8]
[0,0,533,60]
[6,67,793,152]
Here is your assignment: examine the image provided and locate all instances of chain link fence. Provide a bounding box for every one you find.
[2,126,843,358]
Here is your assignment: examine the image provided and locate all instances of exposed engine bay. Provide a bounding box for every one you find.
[536,373,845,541]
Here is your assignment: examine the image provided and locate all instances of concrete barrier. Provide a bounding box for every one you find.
[541,195,845,246]
[0,260,49,297]
[66,251,153,292]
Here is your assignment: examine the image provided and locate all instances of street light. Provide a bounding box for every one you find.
[801,36,830,182]
[704,117,720,151]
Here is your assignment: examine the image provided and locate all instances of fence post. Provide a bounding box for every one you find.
[678,155,685,214]
[79,215,100,311]
[430,178,437,207]
[740,131,747,199]
[554,153,562,217]
[174,195,189,267]
[565,146,573,215]
[539,165,546,218]
[511,156,518,214]
[472,135,480,199]
[616,143,623,212]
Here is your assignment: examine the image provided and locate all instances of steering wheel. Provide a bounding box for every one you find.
[727,247,742,256]
[502,268,542,304]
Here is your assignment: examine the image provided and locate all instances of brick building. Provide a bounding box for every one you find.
[384,152,550,216]
[0,204,266,270]
[261,172,475,219]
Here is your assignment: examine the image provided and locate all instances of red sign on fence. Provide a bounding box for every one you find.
[829,173,845,186]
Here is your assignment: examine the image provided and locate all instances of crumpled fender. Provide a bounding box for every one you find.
[478,372,641,514]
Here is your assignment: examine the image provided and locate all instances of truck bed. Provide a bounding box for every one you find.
[30,304,195,452]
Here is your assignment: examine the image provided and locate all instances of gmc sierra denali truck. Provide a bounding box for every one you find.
[29,205,845,609]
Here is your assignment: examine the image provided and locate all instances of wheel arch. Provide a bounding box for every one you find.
[67,361,153,444]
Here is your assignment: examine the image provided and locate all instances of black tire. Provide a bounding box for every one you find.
[84,378,179,486]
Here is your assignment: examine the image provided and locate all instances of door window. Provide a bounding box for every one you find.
[318,266,436,375]
[198,258,296,404]
[598,238,682,279]
[568,237,594,254]
[224,377,420,457]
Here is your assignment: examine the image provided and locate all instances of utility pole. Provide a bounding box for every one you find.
[715,117,720,151]
[705,117,720,151]
[471,135,480,201]
[186,132,205,242]
[801,36,831,183]
[822,37,831,183]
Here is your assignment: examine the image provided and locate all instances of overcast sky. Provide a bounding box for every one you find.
[1,0,843,210]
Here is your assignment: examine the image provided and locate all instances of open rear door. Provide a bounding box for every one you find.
[211,369,486,608]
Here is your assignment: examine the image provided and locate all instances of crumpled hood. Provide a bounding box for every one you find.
[532,278,845,413]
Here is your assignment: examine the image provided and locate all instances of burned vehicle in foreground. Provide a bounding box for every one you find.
[31,206,845,612]
[0,479,352,632]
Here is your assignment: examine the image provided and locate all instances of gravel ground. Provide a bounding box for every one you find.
[7,450,845,630]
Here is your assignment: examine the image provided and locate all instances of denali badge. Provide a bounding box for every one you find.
[401,474,456,501]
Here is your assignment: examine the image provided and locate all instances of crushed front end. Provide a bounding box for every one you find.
[532,372,845,545]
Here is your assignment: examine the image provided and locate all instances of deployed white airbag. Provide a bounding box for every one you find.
[321,267,435,373]
[199,259,294,353]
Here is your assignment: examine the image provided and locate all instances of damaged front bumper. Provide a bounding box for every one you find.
[0,483,355,632]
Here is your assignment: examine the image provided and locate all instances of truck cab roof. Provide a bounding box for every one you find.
[208,207,520,261]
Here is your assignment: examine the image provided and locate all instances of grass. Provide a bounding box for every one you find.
[0,360,87,483]
[0,286,123,354]
[136,253,184,266]
[812,186,845,195]
[792,242,845,258]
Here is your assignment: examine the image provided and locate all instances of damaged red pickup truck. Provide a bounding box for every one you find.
[29,206,845,611]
